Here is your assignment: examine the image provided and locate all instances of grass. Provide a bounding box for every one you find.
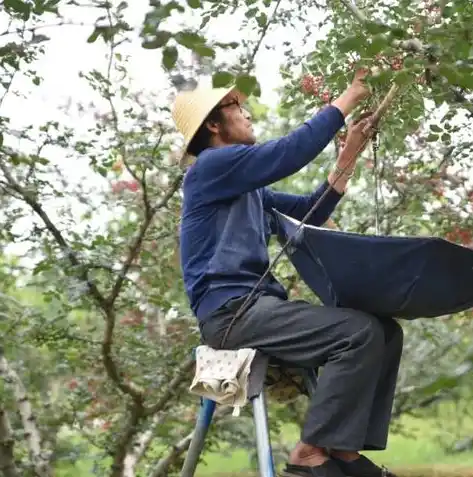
[196,414,473,476]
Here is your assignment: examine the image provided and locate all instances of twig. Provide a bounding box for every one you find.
[0,21,94,39]
[247,0,283,72]
[0,352,52,477]
[0,407,20,477]
[364,83,400,133]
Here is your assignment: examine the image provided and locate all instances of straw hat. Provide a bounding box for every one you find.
[172,84,247,155]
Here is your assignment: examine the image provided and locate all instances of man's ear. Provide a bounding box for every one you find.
[205,120,220,135]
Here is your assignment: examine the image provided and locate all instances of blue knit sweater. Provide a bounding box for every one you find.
[180,105,346,321]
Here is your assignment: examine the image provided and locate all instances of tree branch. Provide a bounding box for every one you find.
[102,6,182,309]
[0,159,107,309]
[0,21,95,39]
[148,407,229,477]
[149,432,193,477]
[123,413,167,477]
[106,173,183,308]
[110,403,145,477]
[338,0,426,52]
[338,0,473,113]
[0,157,144,403]
[247,0,284,72]
[0,352,51,477]
[0,407,20,477]
[145,357,194,417]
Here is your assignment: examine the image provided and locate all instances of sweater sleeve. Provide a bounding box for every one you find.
[193,105,345,203]
[262,181,344,227]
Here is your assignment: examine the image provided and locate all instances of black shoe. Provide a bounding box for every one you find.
[281,460,346,477]
[331,455,397,477]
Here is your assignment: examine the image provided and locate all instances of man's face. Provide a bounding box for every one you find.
[210,93,256,146]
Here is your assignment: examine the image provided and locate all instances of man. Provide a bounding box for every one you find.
[172,71,403,477]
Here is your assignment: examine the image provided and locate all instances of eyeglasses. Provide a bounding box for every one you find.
[215,99,241,111]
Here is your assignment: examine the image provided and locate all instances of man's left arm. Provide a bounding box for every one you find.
[263,111,374,227]
[262,180,344,228]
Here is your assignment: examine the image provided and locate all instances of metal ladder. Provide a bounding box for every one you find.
[181,366,318,477]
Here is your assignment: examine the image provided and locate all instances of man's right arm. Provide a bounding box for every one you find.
[195,105,345,203]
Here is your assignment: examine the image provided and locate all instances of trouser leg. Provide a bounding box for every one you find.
[363,318,404,450]
[200,295,387,451]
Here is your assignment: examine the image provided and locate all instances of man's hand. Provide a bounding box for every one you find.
[343,111,376,158]
[350,68,371,102]
[332,68,371,117]
[327,111,376,194]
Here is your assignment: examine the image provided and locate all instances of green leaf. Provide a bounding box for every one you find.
[0,132,3,148]
[4,0,31,19]
[87,28,101,44]
[426,133,438,142]
[175,31,206,48]
[438,64,462,86]
[212,71,234,88]
[245,7,258,18]
[441,132,451,144]
[256,13,267,27]
[236,74,258,96]
[162,46,178,70]
[187,0,202,8]
[193,44,215,58]
[430,124,442,133]
[389,27,406,39]
[200,15,211,29]
[142,31,172,49]
[393,70,411,85]
[366,34,389,55]
[338,35,363,53]
[364,21,390,35]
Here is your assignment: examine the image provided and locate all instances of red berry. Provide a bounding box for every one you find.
[321,90,331,103]
[300,74,316,94]
[127,181,139,192]
[111,181,125,194]
[300,74,324,95]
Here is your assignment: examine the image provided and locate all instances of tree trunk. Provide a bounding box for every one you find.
[0,355,52,477]
[0,408,20,477]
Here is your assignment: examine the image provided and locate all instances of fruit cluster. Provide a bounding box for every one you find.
[300,74,331,103]
[111,180,140,193]
[445,228,473,246]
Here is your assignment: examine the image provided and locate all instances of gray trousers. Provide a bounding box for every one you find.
[199,294,403,451]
